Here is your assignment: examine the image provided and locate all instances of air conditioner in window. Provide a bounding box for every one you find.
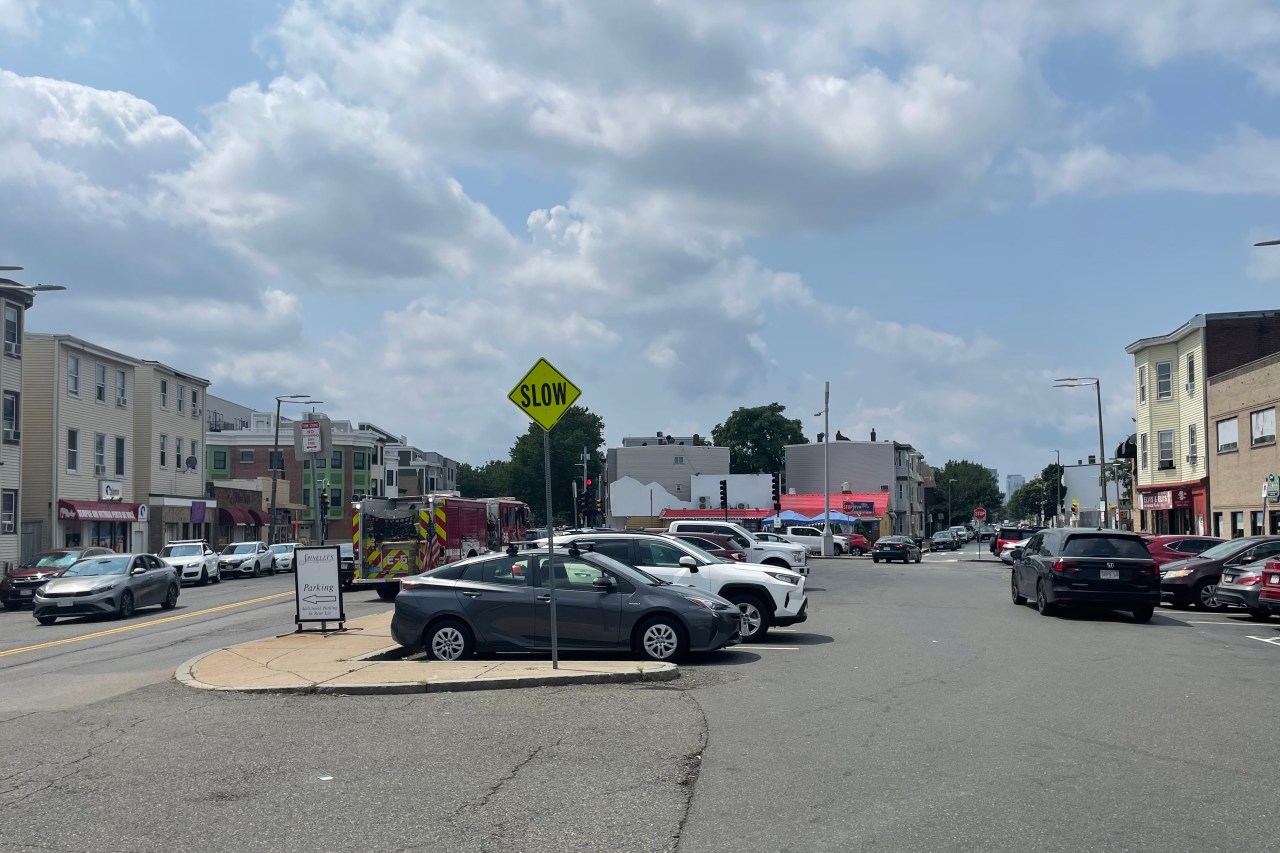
[1,522,13,534]
[1185,455,1198,464]
[698,496,709,509]
[1185,383,1195,394]
[1158,460,1175,470]
[3,341,20,357]
[94,464,106,475]
[2,428,18,443]
[116,396,127,407]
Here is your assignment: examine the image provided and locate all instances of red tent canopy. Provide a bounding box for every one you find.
[780,493,889,519]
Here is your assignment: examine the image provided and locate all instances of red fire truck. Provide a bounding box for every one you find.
[351,495,529,599]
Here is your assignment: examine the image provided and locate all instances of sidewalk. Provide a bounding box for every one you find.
[176,610,678,695]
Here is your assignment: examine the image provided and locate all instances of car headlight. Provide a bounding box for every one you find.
[764,571,800,584]
[90,582,120,594]
[686,595,730,611]
[1163,568,1192,579]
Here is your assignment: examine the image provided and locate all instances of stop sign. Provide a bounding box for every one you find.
[974,507,987,521]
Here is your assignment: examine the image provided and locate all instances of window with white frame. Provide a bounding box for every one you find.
[115,369,127,406]
[175,437,184,468]
[1158,429,1174,469]
[1185,352,1196,396]
[159,378,168,409]
[2,391,18,443]
[1155,361,1172,400]
[67,355,80,395]
[159,434,167,468]
[1251,407,1276,446]
[3,304,19,357]
[1217,418,1239,453]
[94,433,105,473]
[177,383,186,413]
[1,489,15,533]
[1188,423,1198,463]
[674,455,684,465]
[67,429,79,472]
[1140,433,1148,470]
[190,388,199,415]
[95,363,106,402]
[190,440,198,470]
[1138,365,1146,403]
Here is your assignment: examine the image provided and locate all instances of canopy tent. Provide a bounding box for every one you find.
[761,509,812,528]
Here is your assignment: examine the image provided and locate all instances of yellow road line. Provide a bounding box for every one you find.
[0,591,293,659]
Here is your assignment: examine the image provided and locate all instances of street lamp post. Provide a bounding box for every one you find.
[1054,449,1062,527]
[814,382,833,557]
[268,395,320,545]
[1054,377,1108,527]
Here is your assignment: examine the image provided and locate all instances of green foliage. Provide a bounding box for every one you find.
[506,405,606,525]
[711,403,808,475]
[457,460,512,499]
[1038,463,1066,518]
[930,460,1003,526]
[1005,478,1047,523]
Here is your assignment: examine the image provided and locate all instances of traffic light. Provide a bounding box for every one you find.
[1071,499,1079,518]
[771,472,781,511]
[577,492,587,515]
[320,489,330,515]
[719,479,728,509]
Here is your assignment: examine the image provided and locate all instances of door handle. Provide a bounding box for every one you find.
[461,591,481,598]
[536,594,551,602]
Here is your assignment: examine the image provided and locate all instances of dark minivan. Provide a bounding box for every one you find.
[1011,528,1159,621]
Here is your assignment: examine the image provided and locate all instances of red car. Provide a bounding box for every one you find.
[1,547,115,609]
[1259,560,1280,616]
[1140,534,1225,566]
[844,534,871,556]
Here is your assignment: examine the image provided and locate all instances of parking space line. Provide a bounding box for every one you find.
[1247,636,1280,646]
[1183,620,1263,626]
[742,645,800,650]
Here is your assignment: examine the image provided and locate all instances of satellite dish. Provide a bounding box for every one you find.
[185,456,198,471]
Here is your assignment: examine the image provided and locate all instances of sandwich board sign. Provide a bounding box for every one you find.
[293,545,344,631]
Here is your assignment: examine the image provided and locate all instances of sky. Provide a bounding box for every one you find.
[4,0,1280,492]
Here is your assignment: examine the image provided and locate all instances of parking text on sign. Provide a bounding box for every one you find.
[518,382,569,408]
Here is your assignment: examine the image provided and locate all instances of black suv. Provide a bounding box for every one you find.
[1010,528,1159,621]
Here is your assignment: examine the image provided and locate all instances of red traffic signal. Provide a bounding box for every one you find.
[585,478,593,486]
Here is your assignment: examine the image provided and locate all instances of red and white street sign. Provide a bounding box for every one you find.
[300,421,323,454]
[974,506,987,521]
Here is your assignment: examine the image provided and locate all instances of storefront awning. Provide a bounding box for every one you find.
[246,508,269,526]
[57,500,141,522]
[779,493,889,520]
[219,507,252,526]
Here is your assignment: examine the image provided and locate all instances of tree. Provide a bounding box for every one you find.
[506,405,606,525]
[1006,478,1047,523]
[711,403,808,475]
[457,460,512,499]
[1038,462,1066,519]
[930,460,1003,526]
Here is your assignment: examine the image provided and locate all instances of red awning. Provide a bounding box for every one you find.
[246,508,269,526]
[659,509,774,520]
[57,500,140,522]
[780,493,889,519]
[219,507,252,526]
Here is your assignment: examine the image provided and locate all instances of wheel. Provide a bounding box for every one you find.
[1193,579,1225,611]
[161,584,179,610]
[727,594,771,642]
[850,547,864,556]
[1011,572,1027,605]
[376,583,399,601]
[833,544,845,556]
[267,559,276,576]
[423,619,474,661]
[1246,609,1272,621]
[1035,581,1056,617]
[1132,605,1154,622]
[872,557,880,563]
[914,552,922,564]
[118,590,135,620]
[211,567,221,584]
[197,568,209,587]
[251,560,262,578]
[634,615,688,663]
[36,614,56,625]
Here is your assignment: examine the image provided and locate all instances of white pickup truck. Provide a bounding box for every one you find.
[547,532,808,641]
[665,520,809,574]
[777,526,850,556]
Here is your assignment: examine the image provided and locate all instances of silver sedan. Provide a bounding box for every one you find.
[33,554,180,625]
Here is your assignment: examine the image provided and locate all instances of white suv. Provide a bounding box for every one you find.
[666,521,809,574]
[548,532,807,642]
[159,541,220,586]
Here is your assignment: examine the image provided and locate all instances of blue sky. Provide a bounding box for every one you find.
[4,0,1280,491]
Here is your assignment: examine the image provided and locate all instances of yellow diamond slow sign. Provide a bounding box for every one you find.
[508,358,582,431]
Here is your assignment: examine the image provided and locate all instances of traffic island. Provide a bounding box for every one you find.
[176,611,678,695]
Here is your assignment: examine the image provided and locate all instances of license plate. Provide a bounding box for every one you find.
[1100,569,1119,580]
[57,599,73,608]
[19,589,32,597]
[1222,576,1234,584]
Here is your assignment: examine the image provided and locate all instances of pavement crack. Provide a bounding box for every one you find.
[454,737,563,817]
[668,688,709,853]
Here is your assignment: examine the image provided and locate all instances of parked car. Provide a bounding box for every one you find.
[949,526,972,544]
[977,525,996,542]
[390,547,742,663]
[269,543,300,573]
[1140,535,1226,567]
[1011,528,1159,621]
[217,541,275,577]
[998,538,1029,564]
[547,532,807,642]
[665,520,808,573]
[667,532,748,562]
[872,536,922,563]
[1159,537,1280,612]
[930,531,960,552]
[0,548,114,609]
[33,554,180,625]
[1258,561,1280,617]
[991,526,1027,556]
[778,526,850,556]
[159,540,220,586]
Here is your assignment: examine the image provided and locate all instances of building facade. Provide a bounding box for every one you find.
[1207,352,1280,538]
[1006,474,1026,496]
[784,439,927,536]
[1,289,33,568]
[1127,310,1280,535]
[606,444,730,507]
[134,361,213,552]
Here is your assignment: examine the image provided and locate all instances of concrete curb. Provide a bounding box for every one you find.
[175,650,680,696]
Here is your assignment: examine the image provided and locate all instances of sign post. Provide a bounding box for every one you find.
[508,357,583,670]
[974,506,986,561]
[293,544,344,632]
[294,414,331,546]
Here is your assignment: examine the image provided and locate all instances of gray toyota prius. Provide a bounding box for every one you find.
[391,546,742,663]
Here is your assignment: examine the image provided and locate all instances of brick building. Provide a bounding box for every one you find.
[1207,351,1280,538]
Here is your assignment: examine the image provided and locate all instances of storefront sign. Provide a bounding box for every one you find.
[99,480,124,501]
[1140,489,1193,511]
[57,500,140,522]
[841,500,876,514]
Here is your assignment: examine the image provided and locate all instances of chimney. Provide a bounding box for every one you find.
[870,428,877,442]
[1088,455,1096,465]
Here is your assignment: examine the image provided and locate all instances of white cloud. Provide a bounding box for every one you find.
[0,0,38,37]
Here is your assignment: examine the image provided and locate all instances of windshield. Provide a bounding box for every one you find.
[223,543,258,555]
[270,544,294,554]
[1061,535,1150,559]
[583,551,669,587]
[932,534,950,540]
[29,552,82,569]
[1194,540,1253,561]
[61,557,130,577]
[161,544,201,558]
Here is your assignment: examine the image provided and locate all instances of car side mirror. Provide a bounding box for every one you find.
[591,576,615,591]
[131,567,147,575]
[1241,554,1256,564]
[1010,548,1024,560]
